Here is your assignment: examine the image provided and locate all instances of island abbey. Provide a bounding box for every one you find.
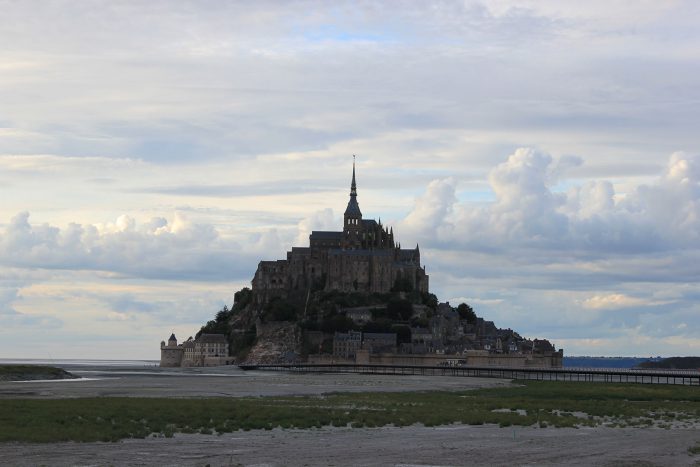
[162,158,562,368]
[252,160,429,303]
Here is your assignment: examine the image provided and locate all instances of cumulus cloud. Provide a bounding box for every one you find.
[295,208,339,246]
[401,178,457,239]
[0,211,253,281]
[397,149,700,353]
[581,293,668,310]
[405,149,700,257]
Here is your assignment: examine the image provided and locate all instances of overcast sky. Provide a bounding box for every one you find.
[1,1,699,359]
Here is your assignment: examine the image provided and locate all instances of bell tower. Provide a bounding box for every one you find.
[342,156,363,249]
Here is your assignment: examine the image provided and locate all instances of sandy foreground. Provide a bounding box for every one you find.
[1,365,699,466]
[2,424,700,467]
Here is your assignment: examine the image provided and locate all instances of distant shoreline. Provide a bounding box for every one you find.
[0,365,78,382]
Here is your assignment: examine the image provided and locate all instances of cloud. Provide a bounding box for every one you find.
[401,178,457,238]
[405,149,700,257]
[295,208,339,246]
[0,285,62,328]
[395,149,700,354]
[581,293,669,310]
[1,1,699,358]
[0,211,255,282]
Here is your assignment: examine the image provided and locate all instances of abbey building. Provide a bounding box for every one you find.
[252,160,429,303]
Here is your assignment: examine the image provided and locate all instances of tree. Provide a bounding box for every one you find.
[320,315,355,333]
[387,298,413,321]
[457,303,477,324]
[392,324,411,344]
[410,316,429,328]
[233,287,252,310]
[264,297,299,322]
[215,305,231,322]
[421,292,438,310]
[362,319,393,333]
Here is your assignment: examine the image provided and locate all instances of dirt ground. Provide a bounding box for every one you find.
[2,424,699,466]
[2,365,699,466]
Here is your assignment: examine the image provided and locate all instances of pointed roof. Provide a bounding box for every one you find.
[168,333,176,341]
[344,156,362,217]
[350,156,357,197]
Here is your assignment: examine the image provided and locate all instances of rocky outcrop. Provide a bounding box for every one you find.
[243,320,302,364]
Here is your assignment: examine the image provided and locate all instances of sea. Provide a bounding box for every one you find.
[563,356,663,369]
[0,358,159,367]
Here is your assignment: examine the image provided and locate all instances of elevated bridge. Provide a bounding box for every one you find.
[238,363,700,386]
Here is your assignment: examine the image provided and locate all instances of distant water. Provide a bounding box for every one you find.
[0,358,159,367]
[564,356,662,369]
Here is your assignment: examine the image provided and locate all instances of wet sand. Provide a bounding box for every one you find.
[0,365,510,398]
[3,424,698,466]
[1,365,699,466]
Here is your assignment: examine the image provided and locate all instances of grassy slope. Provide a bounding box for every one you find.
[1,381,699,442]
[0,365,76,382]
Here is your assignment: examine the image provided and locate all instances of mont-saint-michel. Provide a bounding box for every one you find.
[4,2,700,465]
[161,161,562,369]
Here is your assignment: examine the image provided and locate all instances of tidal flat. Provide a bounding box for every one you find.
[1,365,700,466]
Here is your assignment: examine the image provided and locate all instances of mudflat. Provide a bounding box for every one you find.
[2,365,699,466]
[0,364,509,398]
[2,424,698,466]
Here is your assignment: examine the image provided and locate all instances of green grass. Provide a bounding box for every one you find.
[1,381,699,442]
[689,441,700,455]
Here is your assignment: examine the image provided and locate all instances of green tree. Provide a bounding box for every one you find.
[387,298,413,321]
[320,315,355,333]
[457,303,477,324]
[215,305,231,322]
[233,287,252,310]
[421,292,438,310]
[362,319,393,333]
[264,298,299,322]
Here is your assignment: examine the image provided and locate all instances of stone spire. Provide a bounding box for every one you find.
[344,156,362,217]
[350,155,357,197]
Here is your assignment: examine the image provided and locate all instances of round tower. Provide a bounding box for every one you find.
[160,333,183,367]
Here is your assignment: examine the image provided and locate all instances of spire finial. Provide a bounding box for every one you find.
[350,155,357,197]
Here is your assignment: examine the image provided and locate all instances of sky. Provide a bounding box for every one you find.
[1,1,699,359]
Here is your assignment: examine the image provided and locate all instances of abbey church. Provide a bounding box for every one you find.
[252,160,429,303]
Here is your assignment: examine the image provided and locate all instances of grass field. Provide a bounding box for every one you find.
[1,381,699,442]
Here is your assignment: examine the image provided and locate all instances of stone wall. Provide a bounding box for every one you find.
[305,350,563,368]
[365,350,563,368]
[160,347,183,367]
